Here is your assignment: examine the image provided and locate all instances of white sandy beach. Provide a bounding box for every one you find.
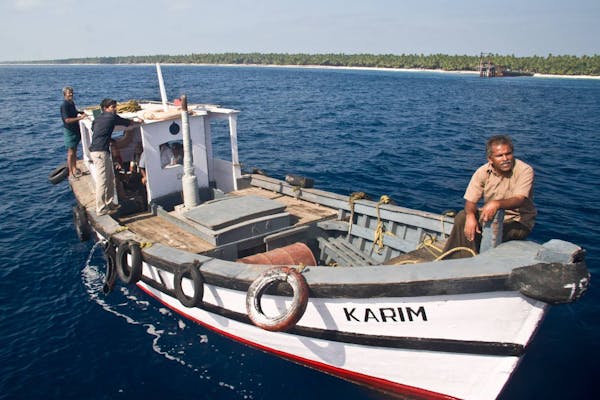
[2,62,599,79]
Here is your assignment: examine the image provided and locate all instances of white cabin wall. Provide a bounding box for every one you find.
[212,158,235,193]
[141,115,210,201]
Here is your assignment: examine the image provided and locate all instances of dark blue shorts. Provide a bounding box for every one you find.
[63,128,81,149]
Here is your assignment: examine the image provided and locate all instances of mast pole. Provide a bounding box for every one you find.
[180,95,199,208]
[156,63,169,112]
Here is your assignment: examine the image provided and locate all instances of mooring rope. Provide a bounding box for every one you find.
[347,191,367,238]
[373,195,393,254]
[416,234,444,258]
[434,246,477,261]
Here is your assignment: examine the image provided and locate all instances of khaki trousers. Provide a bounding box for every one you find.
[90,151,115,214]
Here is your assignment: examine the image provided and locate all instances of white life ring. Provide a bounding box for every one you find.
[246,266,309,332]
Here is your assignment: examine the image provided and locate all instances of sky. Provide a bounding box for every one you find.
[1,0,599,62]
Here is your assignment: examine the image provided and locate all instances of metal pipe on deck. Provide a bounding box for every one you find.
[228,113,241,191]
[180,95,199,208]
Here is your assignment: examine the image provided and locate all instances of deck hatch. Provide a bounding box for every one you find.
[184,195,287,230]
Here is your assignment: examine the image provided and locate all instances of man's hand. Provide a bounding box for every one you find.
[464,212,480,242]
[480,200,500,224]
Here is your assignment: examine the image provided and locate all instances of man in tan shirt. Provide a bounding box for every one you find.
[443,135,536,258]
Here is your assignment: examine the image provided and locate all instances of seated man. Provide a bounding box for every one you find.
[170,141,183,165]
[442,134,537,258]
[160,142,174,168]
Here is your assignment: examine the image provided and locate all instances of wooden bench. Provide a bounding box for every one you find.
[318,236,377,266]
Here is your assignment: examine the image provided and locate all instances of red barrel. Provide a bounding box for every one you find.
[237,242,317,266]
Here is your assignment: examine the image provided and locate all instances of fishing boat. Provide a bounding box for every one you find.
[61,66,589,400]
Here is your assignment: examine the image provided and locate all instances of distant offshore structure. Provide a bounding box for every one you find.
[479,52,534,77]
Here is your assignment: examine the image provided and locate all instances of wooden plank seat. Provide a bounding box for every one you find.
[318,236,377,266]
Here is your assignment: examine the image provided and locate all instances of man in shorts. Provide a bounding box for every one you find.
[60,86,87,178]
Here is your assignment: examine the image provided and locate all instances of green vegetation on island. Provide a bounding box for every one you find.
[8,53,600,76]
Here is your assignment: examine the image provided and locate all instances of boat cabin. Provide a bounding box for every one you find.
[80,102,241,212]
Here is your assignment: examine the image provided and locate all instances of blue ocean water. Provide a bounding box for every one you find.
[0,65,598,400]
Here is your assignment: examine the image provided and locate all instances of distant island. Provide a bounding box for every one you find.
[4,53,600,76]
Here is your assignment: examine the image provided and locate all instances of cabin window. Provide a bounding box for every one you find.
[159,140,183,168]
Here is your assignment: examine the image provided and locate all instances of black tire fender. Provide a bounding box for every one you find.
[49,164,68,185]
[103,242,117,294]
[246,266,309,332]
[116,241,143,285]
[174,264,204,308]
[72,205,91,242]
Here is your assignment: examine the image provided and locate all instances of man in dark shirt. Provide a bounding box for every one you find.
[90,98,142,215]
[60,86,86,178]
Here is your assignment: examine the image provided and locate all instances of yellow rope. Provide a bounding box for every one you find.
[109,225,152,249]
[373,195,393,254]
[347,192,367,238]
[395,259,419,265]
[434,246,477,261]
[295,263,307,273]
[116,100,141,113]
[389,234,476,265]
[415,234,444,258]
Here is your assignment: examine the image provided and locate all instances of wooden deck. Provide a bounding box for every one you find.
[119,212,214,253]
[71,162,337,254]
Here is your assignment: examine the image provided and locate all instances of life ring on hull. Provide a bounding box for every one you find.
[102,242,117,294]
[116,241,143,285]
[246,266,309,332]
[48,164,68,185]
[174,264,204,308]
[72,205,91,241]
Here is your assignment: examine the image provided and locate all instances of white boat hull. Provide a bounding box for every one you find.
[137,260,547,400]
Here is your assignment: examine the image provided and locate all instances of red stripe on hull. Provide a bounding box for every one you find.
[137,284,459,400]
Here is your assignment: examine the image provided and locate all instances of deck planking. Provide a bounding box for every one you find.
[70,164,337,254]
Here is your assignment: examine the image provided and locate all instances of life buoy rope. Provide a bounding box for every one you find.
[116,240,143,285]
[173,261,204,308]
[246,266,309,332]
